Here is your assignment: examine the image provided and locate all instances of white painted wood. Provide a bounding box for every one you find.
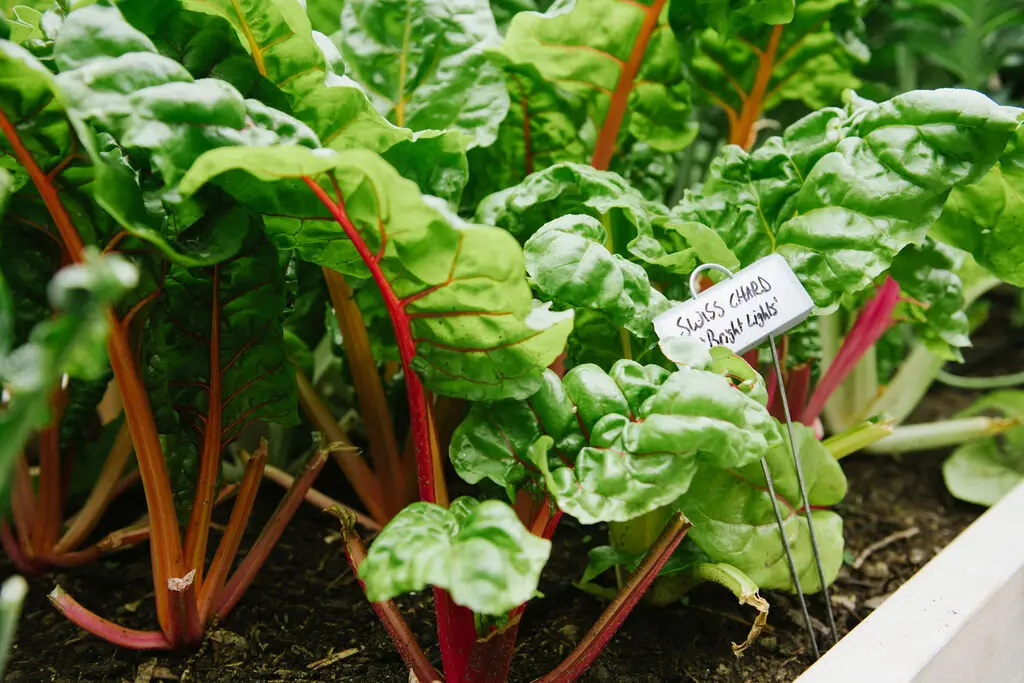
[796,481,1024,683]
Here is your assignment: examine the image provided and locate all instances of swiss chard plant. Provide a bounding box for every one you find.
[0,1,335,650]
[3,0,1024,681]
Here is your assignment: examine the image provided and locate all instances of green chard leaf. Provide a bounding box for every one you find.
[0,5,305,267]
[674,0,868,145]
[889,239,970,361]
[673,89,1022,311]
[943,391,1024,507]
[500,0,695,166]
[358,496,551,615]
[462,59,587,209]
[476,162,668,262]
[146,226,298,442]
[178,145,572,401]
[932,121,1024,287]
[523,212,671,371]
[524,214,650,327]
[336,0,509,149]
[176,0,410,154]
[0,253,137,503]
[675,421,847,592]
[450,359,781,523]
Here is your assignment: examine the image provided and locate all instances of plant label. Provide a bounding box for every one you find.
[653,254,814,354]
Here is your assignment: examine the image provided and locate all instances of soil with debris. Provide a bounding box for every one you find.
[5,291,1022,683]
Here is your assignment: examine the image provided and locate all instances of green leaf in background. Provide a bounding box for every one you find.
[177,0,410,154]
[675,0,868,146]
[462,59,587,209]
[489,0,543,33]
[178,145,572,401]
[673,89,1022,311]
[450,359,781,523]
[500,0,694,164]
[146,225,298,445]
[675,421,846,592]
[304,0,344,35]
[932,122,1024,287]
[358,496,551,615]
[336,0,509,149]
[0,253,137,503]
[943,391,1024,507]
[891,0,1024,93]
[0,6,299,267]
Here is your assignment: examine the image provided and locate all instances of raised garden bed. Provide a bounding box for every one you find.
[798,480,1024,683]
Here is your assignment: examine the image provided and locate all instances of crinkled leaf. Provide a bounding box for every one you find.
[0,253,137,503]
[675,421,846,592]
[673,89,1022,311]
[337,0,509,149]
[932,122,1024,287]
[179,145,572,401]
[943,391,1024,507]
[476,162,668,262]
[451,359,780,523]
[889,239,969,361]
[178,0,410,154]
[358,496,551,615]
[381,130,469,206]
[524,214,650,326]
[0,7,285,266]
[501,0,694,156]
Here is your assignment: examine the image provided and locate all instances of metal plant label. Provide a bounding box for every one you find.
[653,254,814,355]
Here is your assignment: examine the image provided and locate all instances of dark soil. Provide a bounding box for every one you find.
[5,291,1022,683]
[0,439,983,683]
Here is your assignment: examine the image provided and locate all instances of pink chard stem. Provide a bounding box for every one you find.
[48,586,171,650]
[537,513,692,683]
[801,277,901,425]
[332,508,441,683]
[301,175,472,678]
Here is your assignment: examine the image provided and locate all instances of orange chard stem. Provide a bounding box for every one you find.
[322,266,403,516]
[212,447,329,619]
[295,366,389,523]
[729,24,784,150]
[261,461,381,531]
[34,395,64,552]
[48,587,172,650]
[183,264,223,585]
[591,0,668,170]
[425,395,449,508]
[198,444,267,622]
[11,456,36,556]
[0,107,185,641]
[54,421,134,553]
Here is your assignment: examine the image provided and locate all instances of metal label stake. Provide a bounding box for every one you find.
[653,259,839,658]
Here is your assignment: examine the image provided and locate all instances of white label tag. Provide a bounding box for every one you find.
[653,254,814,354]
